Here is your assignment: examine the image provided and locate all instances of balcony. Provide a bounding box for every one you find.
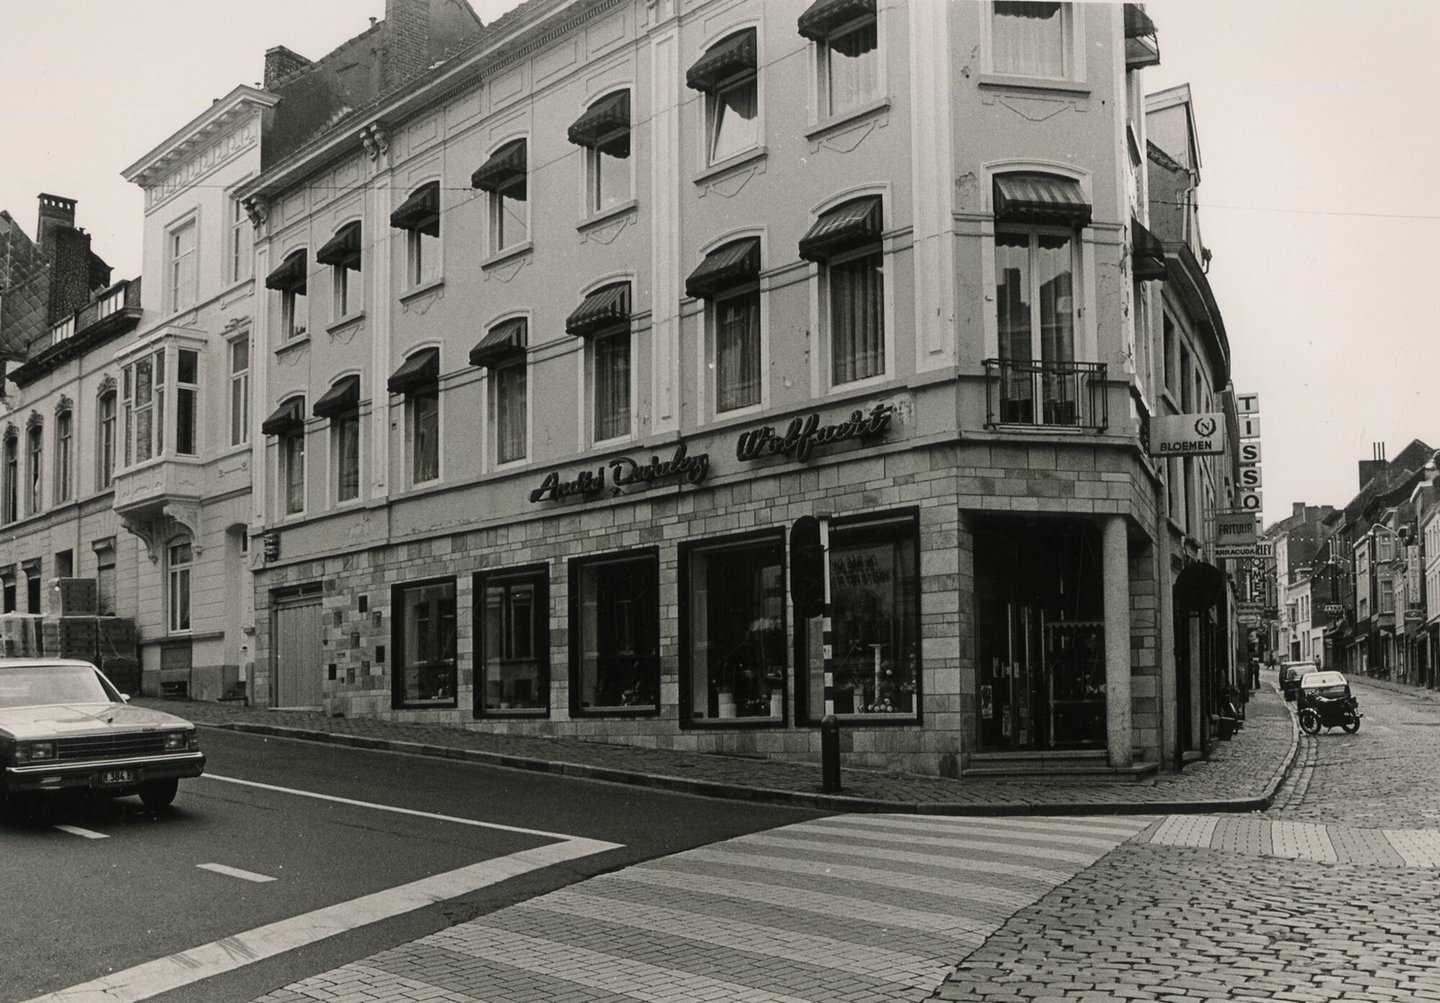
[112,457,205,563]
[9,278,143,388]
[983,359,1109,431]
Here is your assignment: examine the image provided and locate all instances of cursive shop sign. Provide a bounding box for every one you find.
[736,402,895,464]
[529,442,710,504]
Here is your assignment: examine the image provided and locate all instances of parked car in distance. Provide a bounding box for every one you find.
[1281,661,1320,701]
[0,659,204,812]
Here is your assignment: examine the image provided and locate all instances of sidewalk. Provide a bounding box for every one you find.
[138,675,1298,815]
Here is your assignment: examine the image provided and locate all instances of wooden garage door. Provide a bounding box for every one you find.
[274,597,324,708]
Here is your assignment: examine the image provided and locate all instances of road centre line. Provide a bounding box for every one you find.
[54,824,108,840]
[201,771,589,841]
[197,862,276,883]
[29,836,622,1003]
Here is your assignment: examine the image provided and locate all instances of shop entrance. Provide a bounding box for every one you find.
[974,516,1106,750]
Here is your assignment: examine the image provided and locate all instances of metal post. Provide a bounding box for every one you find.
[819,517,840,792]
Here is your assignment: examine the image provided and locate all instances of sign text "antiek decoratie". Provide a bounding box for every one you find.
[529,443,710,503]
[736,403,895,463]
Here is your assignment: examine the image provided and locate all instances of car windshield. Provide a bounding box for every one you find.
[1302,672,1347,690]
[0,664,116,709]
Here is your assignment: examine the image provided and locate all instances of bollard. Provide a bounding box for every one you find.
[821,714,841,792]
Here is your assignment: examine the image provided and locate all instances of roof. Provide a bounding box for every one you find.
[121,85,280,186]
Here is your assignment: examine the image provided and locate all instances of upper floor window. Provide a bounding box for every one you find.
[265,249,308,340]
[25,422,42,516]
[229,336,250,448]
[568,91,632,215]
[686,237,762,413]
[261,396,306,516]
[167,538,192,634]
[472,141,529,255]
[0,433,15,524]
[799,0,881,118]
[469,319,529,466]
[390,183,440,289]
[316,220,362,320]
[566,283,632,443]
[122,351,164,465]
[687,29,759,166]
[388,348,440,485]
[227,197,252,285]
[313,375,361,504]
[167,217,198,313]
[97,388,116,489]
[800,196,885,386]
[53,409,72,504]
[991,1,1070,79]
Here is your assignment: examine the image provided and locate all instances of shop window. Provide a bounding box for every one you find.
[799,0,881,119]
[682,533,786,724]
[97,388,117,488]
[167,538,192,634]
[991,1,1071,79]
[568,91,631,215]
[265,249,309,340]
[475,565,548,717]
[53,408,72,504]
[570,550,659,714]
[801,512,920,722]
[471,141,528,255]
[317,220,363,319]
[686,238,762,413]
[392,578,457,709]
[687,29,759,167]
[229,336,250,448]
[799,196,886,387]
[391,183,440,289]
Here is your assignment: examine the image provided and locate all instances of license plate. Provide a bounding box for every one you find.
[100,770,134,785]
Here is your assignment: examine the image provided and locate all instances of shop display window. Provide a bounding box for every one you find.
[392,578,457,708]
[801,511,920,721]
[682,533,786,724]
[475,565,548,716]
[570,550,659,714]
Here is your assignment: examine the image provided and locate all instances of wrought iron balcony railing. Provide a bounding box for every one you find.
[983,358,1108,431]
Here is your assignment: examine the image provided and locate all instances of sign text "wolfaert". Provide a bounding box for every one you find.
[736,402,895,463]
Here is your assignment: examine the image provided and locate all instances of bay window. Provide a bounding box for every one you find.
[475,565,548,717]
[570,550,659,714]
[119,342,206,467]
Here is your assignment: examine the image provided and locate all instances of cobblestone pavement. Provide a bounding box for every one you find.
[139,683,1294,813]
[252,814,1156,1003]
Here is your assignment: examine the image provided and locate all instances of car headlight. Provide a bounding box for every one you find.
[163,730,198,752]
[15,741,56,763]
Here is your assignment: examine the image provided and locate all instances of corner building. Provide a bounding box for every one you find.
[239,0,1229,778]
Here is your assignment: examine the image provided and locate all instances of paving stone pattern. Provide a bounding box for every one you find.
[251,814,1155,1003]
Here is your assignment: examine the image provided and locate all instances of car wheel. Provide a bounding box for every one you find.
[1299,708,1322,735]
[1341,715,1360,734]
[139,779,179,811]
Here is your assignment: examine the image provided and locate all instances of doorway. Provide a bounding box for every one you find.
[273,593,323,708]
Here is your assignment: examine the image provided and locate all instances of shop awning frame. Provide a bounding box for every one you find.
[686,29,756,92]
[315,221,362,269]
[264,250,308,292]
[565,282,632,338]
[797,0,876,43]
[470,139,528,195]
[311,375,361,419]
[1132,218,1168,282]
[390,182,440,237]
[469,318,528,369]
[387,347,440,395]
[568,91,631,158]
[685,237,761,299]
[993,173,1092,228]
[261,396,306,437]
[797,196,883,262]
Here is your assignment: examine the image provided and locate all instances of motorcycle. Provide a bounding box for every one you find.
[1298,691,1361,735]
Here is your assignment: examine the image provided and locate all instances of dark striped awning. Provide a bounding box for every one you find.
[390,182,439,236]
[565,282,631,338]
[470,140,528,195]
[1124,3,1156,38]
[387,347,439,395]
[995,1,1060,17]
[312,375,361,419]
[568,91,631,157]
[261,396,306,437]
[1132,218,1167,282]
[686,29,756,92]
[798,196,882,262]
[469,318,528,369]
[797,0,876,42]
[264,250,307,292]
[993,173,1092,228]
[315,221,362,269]
[685,237,761,299]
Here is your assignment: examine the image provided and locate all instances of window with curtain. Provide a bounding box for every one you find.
[829,247,885,385]
[710,72,758,164]
[167,538,192,633]
[492,358,527,464]
[820,12,880,117]
[25,424,42,515]
[715,287,761,412]
[992,1,1068,78]
[334,408,360,503]
[97,390,116,488]
[592,328,631,442]
[995,229,1075,422]
[1,435,15,523]
[281,428,305,515]
[53,410,71,504]
[229,336,250,447]
[411,383,440,484]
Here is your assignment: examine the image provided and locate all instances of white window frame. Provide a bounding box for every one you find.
[589,324,633,446]
[166,214,199,314]
[488,156,530,256]
[25,423,42,516]
[706,63,760,167]
[331,402,362,505]
[708,282,764,417]
[174,348,200,458]
[408,381,442,486]
[812,7,884,123]
[227,195,251,286]
[580,94,634,217]
[407,222,440,289]
[166,537,192,634]
[280,424,306,517]
[282,283,308,340]
[983,1,1084,83]
[97,388,116,490]
[53,409,72,504]
[228,334,250,448]
[489,355,529,468]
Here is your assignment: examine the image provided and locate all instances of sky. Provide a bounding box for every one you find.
[1,0,1436,528]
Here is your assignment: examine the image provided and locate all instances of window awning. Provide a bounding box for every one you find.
[390,182,439,237]
[469,318,528,369]
[565,282,631,338]
[311,375,360,419]
[470,140,528,196]
[798,196,883,262]
[685,237,761,299]
[1132,218,1167,282]
[568,91,631,157]
[315,221,362,269]
[993,173,1092,228]
[386,347,439,395]
[686,29,756,92]
[264,250,307,292]
[261,396,306,437]
[995,1,1060,17]
[1124,3,1156,38]
[797,0,876,42]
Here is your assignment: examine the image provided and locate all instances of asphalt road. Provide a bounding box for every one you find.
[1,727,818,1003]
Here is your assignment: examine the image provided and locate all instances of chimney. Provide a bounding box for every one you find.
[36,193,76,250]
[1358,442,1387,489]
[264,46,313,89]
[382,0,429,93]
[1292,502,1305,519]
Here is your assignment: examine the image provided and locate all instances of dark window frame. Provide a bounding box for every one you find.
[473,562,550,720]
[390,575,459,711]
[568,546,661,718]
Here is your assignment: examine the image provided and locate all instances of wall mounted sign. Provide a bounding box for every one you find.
[736,402,895,464]
[529,442,710,504]
[1149,412,1226,457]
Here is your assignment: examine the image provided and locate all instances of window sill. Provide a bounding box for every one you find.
[977,73,1090,96]
[481,242,533,271]
[327,312,365,336]
[805,97,891,141]
[275,333,311,358]
[692,146,768,187]
[399,277,445,304]
[827,370,892,397]
[577,200,638,233]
